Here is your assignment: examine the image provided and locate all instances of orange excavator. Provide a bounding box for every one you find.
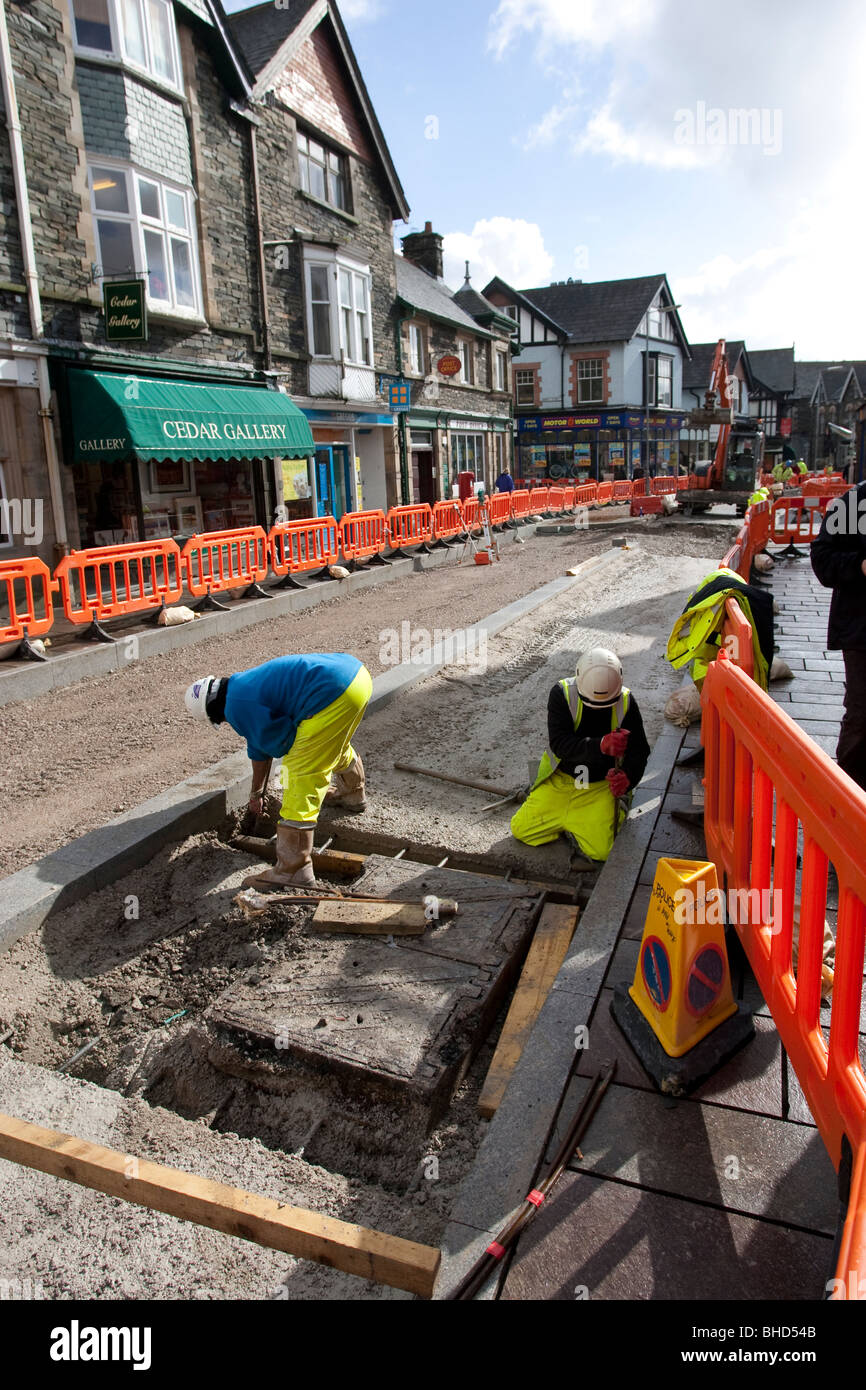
[681,338,764,516]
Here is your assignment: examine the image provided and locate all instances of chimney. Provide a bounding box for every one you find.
[401,221,443,280]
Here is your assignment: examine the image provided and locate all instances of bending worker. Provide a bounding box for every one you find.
[184,653,372,890]
[511,648,649,865]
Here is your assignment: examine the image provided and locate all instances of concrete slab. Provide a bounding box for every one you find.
[500,1172,833,1300]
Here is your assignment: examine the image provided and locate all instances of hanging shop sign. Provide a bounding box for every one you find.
[438,355,462,377]
[103,279,147,343]
[389,380,411,412]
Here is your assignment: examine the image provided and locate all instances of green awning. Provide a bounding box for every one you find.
[69,370,315,464]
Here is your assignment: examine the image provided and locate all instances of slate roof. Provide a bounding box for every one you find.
[396,257,491,336]
[226,0,319,77]
[748,347,795,395]
[794,361,845,400]
[453,279,515,333]
[520,275,688,349]
[683,341,749,394]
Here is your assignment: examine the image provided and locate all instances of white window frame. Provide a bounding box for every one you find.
[656,355,673,408]
[296,130,349,213]
[495,350,508,392]
[89,161,202,317]
[303,248,373,369]
[408,323,425,375]
[577,357,604,404]
[450,431,486,482]
[70,0,182,93]
[458,339,474,385]
[515,368,536,407]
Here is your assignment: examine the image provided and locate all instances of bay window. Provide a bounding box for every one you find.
[646,354,673,408]
[71,0,181,90]
[304,249,374,368]
[90,164,201,314]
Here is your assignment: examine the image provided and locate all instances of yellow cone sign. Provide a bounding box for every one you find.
[629,857,737,1058]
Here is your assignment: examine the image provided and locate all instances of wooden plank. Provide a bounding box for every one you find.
[478,904,579,1119]
[0,1111,440,1298]
[310,900,427,935]
[232,837,366,879]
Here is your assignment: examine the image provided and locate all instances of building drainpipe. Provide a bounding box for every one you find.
[394,304,412,505]
[0,1,68,557]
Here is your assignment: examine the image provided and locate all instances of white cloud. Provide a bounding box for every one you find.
[488,0,657,61]
[520,101,580,151]
[442,218,554,291]
[338,0,383,22]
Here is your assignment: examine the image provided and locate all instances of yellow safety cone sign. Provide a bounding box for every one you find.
[611,857,754,1096]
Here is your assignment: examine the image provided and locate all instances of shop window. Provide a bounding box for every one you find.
[72,0,181,90]
[451,432,486,482]
[297,131,349,213]
[89,164,200,315]
[303,249,373,367]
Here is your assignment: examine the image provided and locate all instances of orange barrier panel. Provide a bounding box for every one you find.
[338,510,388,567]
[461,497,483,534]
[612,480,633,502]
[561,486,575,510]
[547,486,565,514]
[269,518,340,590]
[632,477,646,497]
[720,526,749,581]
[432,499,466,545]
[184,526,270,611]
[676,475,691,491]
[596,482,613,506]
[386,504,434,554]
[746,497,771,558]
[529,487,550,515]
[0,556,57,659]
[55,539,184,640]
[702,651,866,1298]
[804,477,850,499]
[651,475,678,495]
[720,597,754,678]
[486,492,513,528]
[510,490,531,522]
[574,482,598,507]
[770,494,834,559]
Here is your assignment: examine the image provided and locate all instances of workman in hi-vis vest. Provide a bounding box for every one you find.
[184,654,372,890]
[511,648,650,865]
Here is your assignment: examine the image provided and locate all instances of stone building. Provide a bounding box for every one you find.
[395,224,514,503]
[0,0,409,569]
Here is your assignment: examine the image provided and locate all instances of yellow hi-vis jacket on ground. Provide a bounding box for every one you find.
[511,681,630,862]
[666,568,770,690]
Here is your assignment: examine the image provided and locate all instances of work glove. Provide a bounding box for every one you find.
[600,729,630,759]
[607,769,631,799]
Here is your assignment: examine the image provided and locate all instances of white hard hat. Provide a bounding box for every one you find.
[184,676,216,721]
[576,648,623,707]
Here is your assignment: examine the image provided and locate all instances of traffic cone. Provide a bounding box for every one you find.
[610,857,754,1096]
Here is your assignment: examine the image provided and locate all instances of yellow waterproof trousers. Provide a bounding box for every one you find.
[280,666,373,826]
[510,771,624,862]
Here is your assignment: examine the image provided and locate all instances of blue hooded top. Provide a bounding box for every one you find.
[224,653,362,761]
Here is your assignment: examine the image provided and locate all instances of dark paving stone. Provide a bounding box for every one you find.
[784,704,845,722]
[565,1082,837,1232]
[577,988,655,1092]
[501,1172,834,1301]
[623,883,652,941]
[647,811,708,859]
[604,936,640,991]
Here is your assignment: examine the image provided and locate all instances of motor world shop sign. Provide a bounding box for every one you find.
[103,279,147,343]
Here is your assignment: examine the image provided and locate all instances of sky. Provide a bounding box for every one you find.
[222,0,866,359]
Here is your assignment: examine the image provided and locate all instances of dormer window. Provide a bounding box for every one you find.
[71,0,182,90]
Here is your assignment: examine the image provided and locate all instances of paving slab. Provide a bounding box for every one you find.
[500,1172,834,1301]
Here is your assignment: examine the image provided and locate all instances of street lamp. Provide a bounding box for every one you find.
[643,302,681,480]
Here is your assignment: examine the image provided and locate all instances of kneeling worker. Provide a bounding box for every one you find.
[184,653,372,890]
[511,648,650,864]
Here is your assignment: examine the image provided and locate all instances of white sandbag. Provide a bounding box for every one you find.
[664,684,702,727]
[770,656,794,682]
[328,565,351,580]
[660,493,677,515]
[753,553,774,573]
[157,605,197,626]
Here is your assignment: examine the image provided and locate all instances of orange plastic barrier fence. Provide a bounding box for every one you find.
[461,497,483,534]
[338,510,388,564]
[596,482,613,505]
[676,475,691,491]
[432,499,465,542]
[804,477,850,499]
[719,596,754,678]
[770,495,833,550]
[574,482,597,507]
[651,475,678,495]
[547,486,565,514]
[720,529,747,579]
[632,477,646,497]
[486,492,513,528]
[612,480,633,502]
[510,490,531,521]
[529,487,550,515]
[0,557,57,650]
[184,527,269,609]
[387,504,434,552]
[561,486,576,510]
[55,540,184,636]
[702,651,866,1298]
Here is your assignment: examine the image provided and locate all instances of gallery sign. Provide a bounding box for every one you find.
[103,279,147,342]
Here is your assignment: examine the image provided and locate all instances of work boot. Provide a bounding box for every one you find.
[323,754,366,813]
[242,823,316,891]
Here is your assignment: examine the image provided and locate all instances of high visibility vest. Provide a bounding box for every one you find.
[666,568,770,690]
[531,681,630,791]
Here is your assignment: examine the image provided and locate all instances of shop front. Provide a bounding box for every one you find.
[64,369,314,545]
[517,410,688,482]
[404,411,512,504]
[302,408,396,521]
